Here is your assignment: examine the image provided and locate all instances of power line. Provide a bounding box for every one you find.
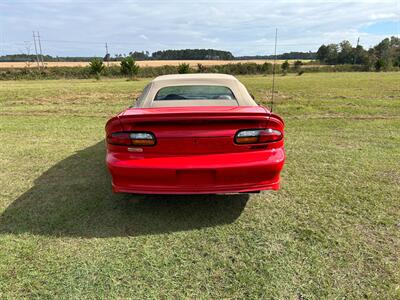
[42,39,106,45]
[23,41,31,55]
[39,38,323,47]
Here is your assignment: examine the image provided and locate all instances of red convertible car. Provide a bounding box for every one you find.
[105,74,285,194]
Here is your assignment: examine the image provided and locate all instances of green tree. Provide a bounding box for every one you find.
[281,60,290,74]
[372,36,400,69]
[261,62,272,73]
[353,45,369,65]
[128,51,149,60]
[120,56,140,79]
[177,63,191,74]
[89,58,105,79]
[317,44,339,64]
[337,40,354,64]
[316,45,329,63]
[293,60,303,71]
[375,59,387,71]
[152,49,234,60]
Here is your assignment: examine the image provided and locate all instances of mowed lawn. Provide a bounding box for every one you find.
[0,73,399,299]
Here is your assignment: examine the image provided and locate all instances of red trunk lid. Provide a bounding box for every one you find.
[113,106,281,155]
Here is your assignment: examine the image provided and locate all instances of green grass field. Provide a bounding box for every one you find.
[0,73,399,299]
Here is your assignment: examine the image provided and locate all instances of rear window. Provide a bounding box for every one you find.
[154,85,236,101]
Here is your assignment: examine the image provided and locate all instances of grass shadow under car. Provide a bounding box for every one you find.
[0,141,248,238]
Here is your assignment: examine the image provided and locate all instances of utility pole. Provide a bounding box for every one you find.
[32,31,40,69]
[37,31,44,67]
[105,42,109,66]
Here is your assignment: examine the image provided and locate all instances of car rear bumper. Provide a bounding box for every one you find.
[106,148,285,194]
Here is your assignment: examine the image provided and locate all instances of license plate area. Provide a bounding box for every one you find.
[176,169,216,185]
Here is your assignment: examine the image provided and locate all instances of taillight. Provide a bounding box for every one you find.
[130,132,156,146]
[107,132,131,146]
[235,129,282,144]
[107,132,156,146]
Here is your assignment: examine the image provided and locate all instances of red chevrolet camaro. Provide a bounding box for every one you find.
[105,74,285,194]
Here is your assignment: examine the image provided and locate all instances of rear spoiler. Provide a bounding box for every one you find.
[117,105,277,123]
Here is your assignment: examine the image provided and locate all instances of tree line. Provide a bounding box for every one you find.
[150,49,234,60]
[0,49,235,62]
[1,49,314,62]
[0,54,101,62]
[1,36,399,72]
[0,49,315,62]
[236,51,316,60]
[317,36,400,70]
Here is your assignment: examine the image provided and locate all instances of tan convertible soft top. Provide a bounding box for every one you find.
[135,73,258,108]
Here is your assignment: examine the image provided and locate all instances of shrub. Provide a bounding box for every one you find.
[281,60,290,75]
[177,63,190,74]
[294,60,303,71]
[197,63,206,73]
[0,62,388,81]
[120,57,140,78]
[138,65,178,77]
[261,62,273,74]
[89,58,104,79]
[374,59,387,71]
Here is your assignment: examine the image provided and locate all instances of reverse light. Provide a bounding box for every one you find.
[130,132,156,146]
[235,129,282,144]
[107,132,156,146]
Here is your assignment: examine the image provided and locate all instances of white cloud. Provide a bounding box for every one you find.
[0,0,399,56]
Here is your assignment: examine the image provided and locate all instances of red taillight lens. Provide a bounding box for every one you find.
[107,132,131,146]
[107,132,156,146]
[235,129,282,144]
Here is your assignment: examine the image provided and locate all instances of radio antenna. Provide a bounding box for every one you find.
[270,28,278,113]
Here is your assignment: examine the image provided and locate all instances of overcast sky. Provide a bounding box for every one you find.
[1,0,399,57]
